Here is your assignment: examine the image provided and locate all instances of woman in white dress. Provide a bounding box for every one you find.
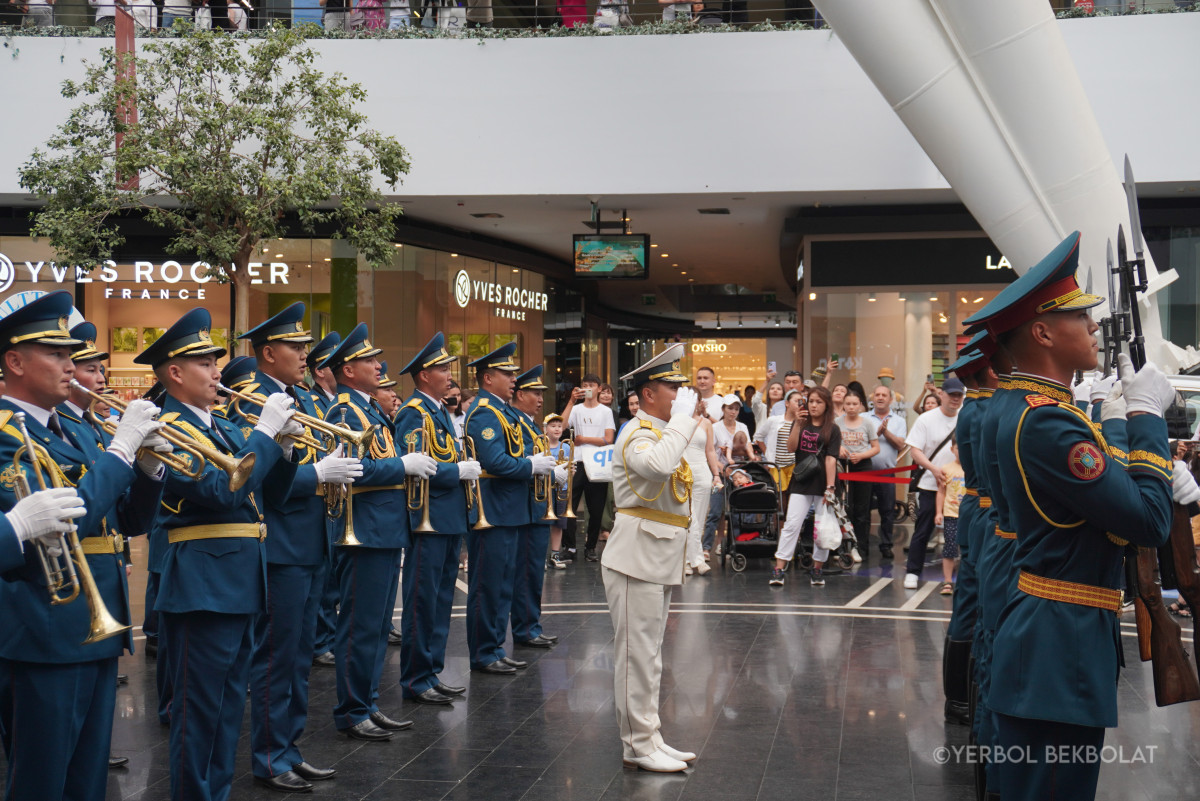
[683,415,722,576]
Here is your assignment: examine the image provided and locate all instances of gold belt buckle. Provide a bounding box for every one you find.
[258,523,268,541]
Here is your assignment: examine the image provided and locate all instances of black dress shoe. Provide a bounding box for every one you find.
[501,656,528,669]
[585,548,599,562]
[516,635,555,648]
[473,660,517,675]
[880,547,894,559]
[433,682,465,696]
[253,771,313,793]
[291,761,336,781]
[312,651,336,668]
[116,673,128,685]
[369,710,414,731]
[388,627,402,647]
[540,633,559,643]
[342,718,394,741]
[108,755,129,769]
[143,639,158,657]
[411,687,454,705]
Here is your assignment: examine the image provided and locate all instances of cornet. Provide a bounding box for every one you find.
[534,435,557,523]
[462,435,492,531]
[70,380,256,492]
[11,412,130,645]
[219,383,377,454]
[557,439,577,519]
[404,430,436,533]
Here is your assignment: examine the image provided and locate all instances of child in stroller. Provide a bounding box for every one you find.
[720,463,782,572]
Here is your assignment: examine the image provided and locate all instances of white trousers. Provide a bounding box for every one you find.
[775,493,829,563]
[686,480,712,567]
[602,566,672,758]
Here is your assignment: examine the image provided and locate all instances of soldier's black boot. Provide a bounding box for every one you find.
[943,636,973,725]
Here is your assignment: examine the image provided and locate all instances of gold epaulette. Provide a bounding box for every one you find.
[338,393,352,404]
[212,406,229,418]
[404,398,423,410]
[0,410,12,430]
[478,398,490,407]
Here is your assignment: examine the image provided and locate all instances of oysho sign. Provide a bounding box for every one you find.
[0,254,290,300]
[692,341,727,354]
[452,269,548,321]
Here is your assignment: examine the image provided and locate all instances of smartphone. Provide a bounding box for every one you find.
[831,353,839,363]
[584,388,593,400]
[927,373,934,383]
[767,360,777,374]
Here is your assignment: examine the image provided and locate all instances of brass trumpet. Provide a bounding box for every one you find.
[534,435,558,523]
[11,412,130,644]
[330,406,362,547]
[463,435,492,530]
[71,380,256,492]
[404,430,436,533]
[219,383,377,454]
[557,439,577,519]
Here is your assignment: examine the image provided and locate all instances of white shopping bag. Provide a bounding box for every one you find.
[575,443,614,483]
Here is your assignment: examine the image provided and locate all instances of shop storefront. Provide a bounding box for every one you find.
[0,232,562,401]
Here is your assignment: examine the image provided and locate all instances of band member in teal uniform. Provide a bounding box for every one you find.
[306,331,343,667]
[232,303,363,793]
[463,343,557,674]
[138,307,301,801]
[0,292,166,801]
[395,332,481,704]
[975,232,1174,801]
[376,360,405,649]
[508,365,561,649]
[324,323,436,740]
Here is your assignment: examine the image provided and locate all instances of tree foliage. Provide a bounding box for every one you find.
[19,23,409,342]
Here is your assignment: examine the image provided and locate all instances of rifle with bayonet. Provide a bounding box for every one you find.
[1106,156,1200,707]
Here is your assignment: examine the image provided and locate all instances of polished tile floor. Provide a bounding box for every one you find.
[5,534,1198,801]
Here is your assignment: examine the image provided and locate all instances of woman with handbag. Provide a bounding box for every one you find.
[770,386,840,588]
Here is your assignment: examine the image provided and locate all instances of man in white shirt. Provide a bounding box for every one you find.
[902,378,964,588]
[695,367,723,421]
[869,384,907,559]
[566,374,615,562]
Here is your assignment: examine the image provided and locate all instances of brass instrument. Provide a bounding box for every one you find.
[535,435,557,523]
[463,436,492,531]
[11,412,130,644]
[71,380,256,492]
[558,439,577,519]
[219,383,377,454]
[404,430,436,533]
[331,407,362,547]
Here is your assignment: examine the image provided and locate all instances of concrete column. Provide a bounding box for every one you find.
[903,296,932,426]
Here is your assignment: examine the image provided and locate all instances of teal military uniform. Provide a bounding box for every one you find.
[396,332,468,699]
[510,366,555,646]
[307,331,344,661]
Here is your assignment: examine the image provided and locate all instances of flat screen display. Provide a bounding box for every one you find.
[573,234,649,279]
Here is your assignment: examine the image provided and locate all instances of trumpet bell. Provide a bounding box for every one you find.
[219,452,256,492]
[82,597,132,644]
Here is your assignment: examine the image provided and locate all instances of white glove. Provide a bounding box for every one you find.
[1172,460,1200,506]
[253,393,296,440]
[1090,375,1117,405]
[528,453,556,476]
[279,417,305,442]
[107,399,164,465]
[137,431,173,477]
[1073,378,1092,405]
[552,464,568,486]
[1118,354,1175,418]
[1100,381,1127,424]
[671,386,698,419]
[457,460,482,482]
[401,452,437,478]
[6,488,87,545]
[315,445,364,485]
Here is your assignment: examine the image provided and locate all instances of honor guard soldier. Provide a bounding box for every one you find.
[0,291,166,801]
[940,337,994,727]
[602,344,701,773]
[508,365,561,649]
[395,332,480,704]
[231,303,363,793]
[970,233,1175,800]
[324,323,437,741]
[137,307,303,801]
[307,331,342,667]
[463,342,557,675]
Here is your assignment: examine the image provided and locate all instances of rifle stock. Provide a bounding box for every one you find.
[1168,503,1200,675]
[1134,543,1200,706]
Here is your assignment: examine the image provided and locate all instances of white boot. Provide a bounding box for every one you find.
[623,749,689,773]
[659,743,697,763]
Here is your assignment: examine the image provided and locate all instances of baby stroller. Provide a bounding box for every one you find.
[795,461,860,572]
[720,461,782,572]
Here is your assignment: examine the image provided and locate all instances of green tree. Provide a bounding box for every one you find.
[19,25,409,350]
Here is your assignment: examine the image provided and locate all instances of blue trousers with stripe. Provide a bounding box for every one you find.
[312,523,341,657]
[143,568,161,640]
[0,656,117,801]
[249,561,325,778]
[465,525,519,669]
[162,611,254,801]
[333,546,401,728]
[511,524,550,642]
[400,533,462,697]
[996,713,1105,801]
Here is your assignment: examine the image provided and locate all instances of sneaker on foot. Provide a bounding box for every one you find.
[547,551,567,570]
[585,548,599,562]
[684,564,693,576]
[850,547,862,563]
[810,569,825,586]
[903,572,919,590]
[768,568,785,586]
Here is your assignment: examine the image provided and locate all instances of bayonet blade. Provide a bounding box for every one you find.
[1106,238,1119,317]
[1124,154,1146,259]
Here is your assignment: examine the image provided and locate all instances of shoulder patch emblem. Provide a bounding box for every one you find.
[481,427,496,441]
[1026,394,1059,408]
[1068,441,1105,481]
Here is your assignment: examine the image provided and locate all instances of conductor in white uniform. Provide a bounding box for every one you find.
[601,344,704,773]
